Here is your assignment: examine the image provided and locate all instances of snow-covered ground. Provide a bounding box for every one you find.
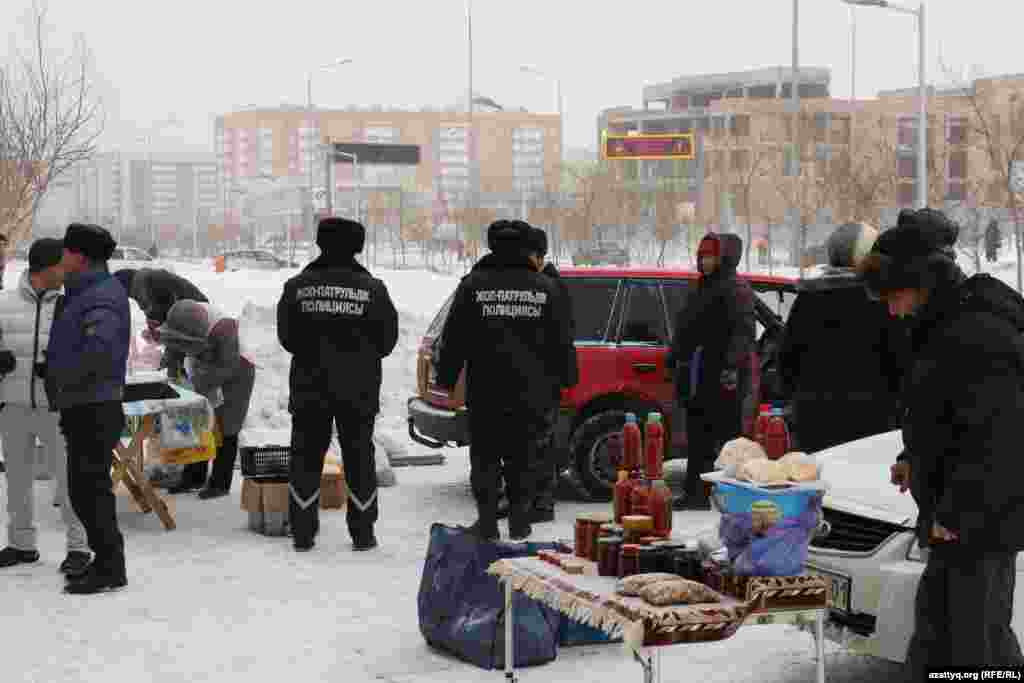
[0,255,925,683]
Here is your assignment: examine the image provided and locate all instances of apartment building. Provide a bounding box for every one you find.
[214,106,561,238]
[599,68,1024,247]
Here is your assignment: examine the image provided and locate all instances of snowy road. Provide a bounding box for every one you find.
[0,259,908,682]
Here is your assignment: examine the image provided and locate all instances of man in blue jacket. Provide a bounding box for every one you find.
[47,223,131,595]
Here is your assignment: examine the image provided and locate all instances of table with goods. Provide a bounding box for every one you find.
[114,371,219,530]
[489,412,832,683]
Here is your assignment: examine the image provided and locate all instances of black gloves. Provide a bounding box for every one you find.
[0,350,15,375]
[34,362,47,380]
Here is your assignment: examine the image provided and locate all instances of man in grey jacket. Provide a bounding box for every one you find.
[0,239,90,576]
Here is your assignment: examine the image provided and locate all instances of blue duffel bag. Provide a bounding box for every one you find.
[417,523,561,670]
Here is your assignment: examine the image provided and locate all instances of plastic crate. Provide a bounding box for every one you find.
[240,446,291,480]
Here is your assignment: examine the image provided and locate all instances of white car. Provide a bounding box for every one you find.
[109,246,174,273]
[804,430,1024,662]
[220,249,295,272]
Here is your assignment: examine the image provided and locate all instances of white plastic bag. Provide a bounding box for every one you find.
[159,411,201,450]
[714,437,767,471]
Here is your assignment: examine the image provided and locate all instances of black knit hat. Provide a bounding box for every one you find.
[28,238,64,273]
[63,223,117,261]
[525,227,548,257]
[486,220,531,254]
[317,217,365,255]
[859,210,962,299]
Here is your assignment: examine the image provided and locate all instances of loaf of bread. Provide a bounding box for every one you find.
[715,437,768,470]
[616,573,681,597]
[736,458,789,484]
[777,452,819,482]
[640,578,721,606]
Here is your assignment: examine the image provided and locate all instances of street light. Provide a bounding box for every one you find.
[843,0,927,208]
[305,58,354,242]
[521,64,564,259]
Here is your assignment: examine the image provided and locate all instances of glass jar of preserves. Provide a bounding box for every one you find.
[619,544,641,578]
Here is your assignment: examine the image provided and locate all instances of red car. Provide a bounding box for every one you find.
[407,266,797,499]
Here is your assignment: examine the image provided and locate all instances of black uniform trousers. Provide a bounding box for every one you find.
[469,409,541,519]
[528,407,559,511]
[289,405,378,542]
[62,401,126,579]
[682,394,743,503]
[905,544,1023,680]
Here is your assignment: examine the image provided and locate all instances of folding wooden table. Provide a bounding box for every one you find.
[113,374,215,531]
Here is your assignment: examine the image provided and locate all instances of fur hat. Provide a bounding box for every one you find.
[28,238,64,273]
[486,220,531,254]
[859,214,961,299]
[63,223,116,261]
[827,222,879,269]
[525,227,548,256]
[317,217,365,255]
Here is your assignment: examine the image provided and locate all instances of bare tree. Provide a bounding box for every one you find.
[842,115,899,224]
[943,65,1024,290]
[0,3,104,242]
[731,135,778,272]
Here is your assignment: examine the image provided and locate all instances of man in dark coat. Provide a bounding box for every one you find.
[115,267,212,492]
[436,220,573,541]
[47,223,131,594]
[666,232,755,510]
[778,222,908,453]
[861,208,1024,676]
[277,218,398,552]
[523,226,579,523]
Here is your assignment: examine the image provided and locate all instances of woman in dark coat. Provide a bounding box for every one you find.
[115,268,213,492]
[778,222,908,453]
[158,301,256,499]
[667,232,756,509]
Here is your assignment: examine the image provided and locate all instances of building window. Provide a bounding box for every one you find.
[898,182,916,206]
[898,156,916,179]
[898,117,917,147]
[946,181,966,202]
[365,126,397,144]
[730,149,750,172]
[948,150,967,180]
[947,116,968,145]
[731,115,751,137]
[813,112,830,143]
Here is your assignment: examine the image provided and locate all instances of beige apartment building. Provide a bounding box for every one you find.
[214,106,561,241]
[600,68,1024,250]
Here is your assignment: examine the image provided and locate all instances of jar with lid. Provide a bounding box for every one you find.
[618,544,641,578]
[652,541,686,573]
[597,537,622,577]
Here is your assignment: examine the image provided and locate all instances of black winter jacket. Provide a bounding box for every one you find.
[902,272,1024,551]
[667,233,756,406]
[277,255,399,416]
[778,269,908,451]
[436,252,574,420]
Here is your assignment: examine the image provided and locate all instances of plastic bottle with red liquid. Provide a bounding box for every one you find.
[760,402,790,460]
[615,414,643,523]
[640,413,673,537]
[630,412,663,522]
[609,432,630,522]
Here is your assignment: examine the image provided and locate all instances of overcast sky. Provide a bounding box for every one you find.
[5,0,1022,157]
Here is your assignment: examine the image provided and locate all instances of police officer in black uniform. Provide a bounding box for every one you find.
[524,227,578,523]
[436,220,574,541]
[277,217,399,552]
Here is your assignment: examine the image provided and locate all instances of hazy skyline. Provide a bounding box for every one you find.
[5,0,1022,158]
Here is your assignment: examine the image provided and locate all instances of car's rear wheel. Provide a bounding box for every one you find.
[570,409,632,501]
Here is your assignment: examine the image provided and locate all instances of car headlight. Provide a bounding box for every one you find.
[906,537,929,563]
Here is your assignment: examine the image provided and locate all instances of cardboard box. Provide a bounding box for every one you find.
[320,465,347,510]
[241,479,290,536]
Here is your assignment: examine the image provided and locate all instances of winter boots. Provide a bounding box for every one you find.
[508,502,533,541]
[0,546,39,567]
[60,551,92,579]
[63,568,127,594]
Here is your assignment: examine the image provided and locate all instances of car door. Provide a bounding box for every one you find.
[614,279,674,414]
[560,277,623,406]
[661,278,693,448]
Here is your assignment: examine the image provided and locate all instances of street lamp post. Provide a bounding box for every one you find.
[305,58,354,252]
[842,0,927,208]
[521,64,564,260]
